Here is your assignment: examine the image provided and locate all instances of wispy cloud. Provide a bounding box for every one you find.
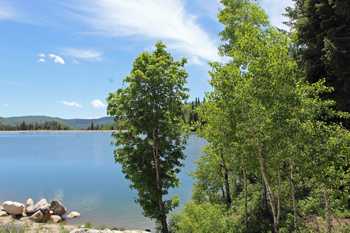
[72,59,79,64]
[65,0,221,64]
[0,1,15,20]
[38,53,45,57]
[49,54,65,64]
[4,104,8,107]
[62,48,102,62]
[259,0,293,30]
[87,117,100,119]
[92,99,105,108]
[195,0,222,21]
[38,58,45,63]
[59,101,82,107]
[0,80,30,87]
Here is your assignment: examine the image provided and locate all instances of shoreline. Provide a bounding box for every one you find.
[0,130,119,133]
[0,130,197,134]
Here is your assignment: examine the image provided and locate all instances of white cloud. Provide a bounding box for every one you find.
[49,54,65,64]
[66,0,222,64]
[38,58,45,63]
[62,48,102,62]
[92,99,105,108]
[4,104,8,107]
[0,80,30,87]
[259,0,294,31]
[0,2,15,20]
[59,101,82,107]
[38,53,45,57]
[195,0,222,21]
[72,59,79,64]
[87,117,100,119]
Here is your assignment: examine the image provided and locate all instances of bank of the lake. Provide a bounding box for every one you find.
[0,132,207,231]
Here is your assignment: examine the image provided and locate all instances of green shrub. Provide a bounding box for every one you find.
[169,201,240,233]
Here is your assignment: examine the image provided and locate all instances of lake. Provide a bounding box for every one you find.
[0,132,207,230]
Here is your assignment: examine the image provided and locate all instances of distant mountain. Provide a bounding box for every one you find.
[0,117,15,126]
[1,116,115,129]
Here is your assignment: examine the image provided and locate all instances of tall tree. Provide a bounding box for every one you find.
[107,41,190,233]
[284,0,350,128]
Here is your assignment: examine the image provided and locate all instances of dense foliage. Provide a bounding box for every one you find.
[168,0,350,233]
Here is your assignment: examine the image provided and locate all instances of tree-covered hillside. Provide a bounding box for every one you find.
[0,116,115,129]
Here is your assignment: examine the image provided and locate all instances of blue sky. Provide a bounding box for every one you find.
[0,0,293,119]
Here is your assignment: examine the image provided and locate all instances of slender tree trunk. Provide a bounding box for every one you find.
[290,163,297,233]
[261,175,269,233]
[246,109,279,232]
[220,149,232,206]
[277,169,281,227]
[153,129,168,233]
[323,183,331,233]
[241,154,248,229]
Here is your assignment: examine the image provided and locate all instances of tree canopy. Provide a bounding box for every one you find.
[107,41,190,233]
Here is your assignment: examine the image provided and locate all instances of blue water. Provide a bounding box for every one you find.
[0,132,207,230]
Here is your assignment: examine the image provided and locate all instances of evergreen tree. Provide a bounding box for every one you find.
[91,120,94,130]
[285,0,350,127]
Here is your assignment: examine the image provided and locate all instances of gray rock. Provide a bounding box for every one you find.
[0,210,7,217]
[50,199,67,216]
[3,201,24,215]
[66,211,80,219]
[33,198,48,211]
[50,214,62,223]
[25,198,34,214]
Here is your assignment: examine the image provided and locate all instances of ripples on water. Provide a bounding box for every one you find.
[0,132,207,230]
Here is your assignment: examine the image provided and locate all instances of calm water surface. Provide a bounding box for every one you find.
[0,132,207,230]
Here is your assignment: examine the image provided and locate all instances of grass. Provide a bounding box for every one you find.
[84,222,93,229]
[112,226,126,231]
[0,221,26,233]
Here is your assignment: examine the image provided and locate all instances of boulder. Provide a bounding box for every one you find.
[29,209,51,223]
[24,198,34,214]
[42,210,51,223]
[50,199,67,216]
[66,211,80,219]
[19,216,30,221]
[29,211,44,222]
[50,214,62,223]
[3,201,24,215]
[41,204,50,211]
[33,198,48,211]
[0,211,7,217]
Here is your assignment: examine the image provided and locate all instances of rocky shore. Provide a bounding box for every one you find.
[0,198,152,233]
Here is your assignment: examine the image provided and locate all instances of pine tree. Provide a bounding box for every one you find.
[285,0,350,127]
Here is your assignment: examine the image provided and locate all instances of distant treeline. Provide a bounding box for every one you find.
[0,121,72,131]
[182,97,206,130]
[84,97,206,131]
[84,120,119,130]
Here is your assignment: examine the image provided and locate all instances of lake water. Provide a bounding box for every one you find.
[0,132,207,231]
